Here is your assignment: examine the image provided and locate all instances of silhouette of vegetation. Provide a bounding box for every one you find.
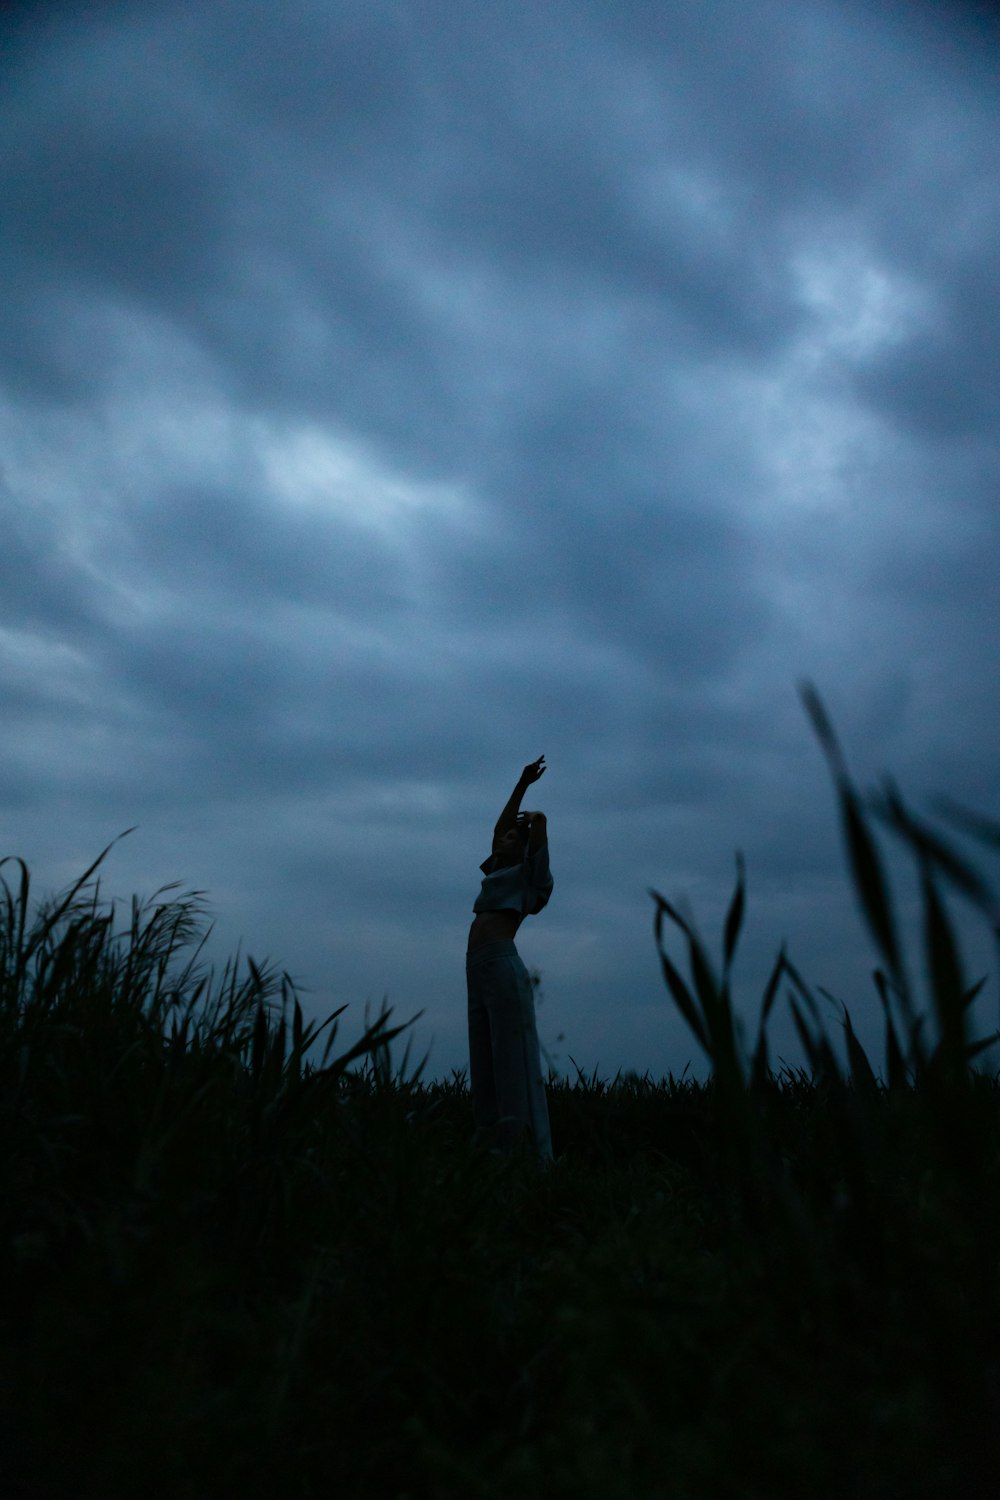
[1,686,999,1498]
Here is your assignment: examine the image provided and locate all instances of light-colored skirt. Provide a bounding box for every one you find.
[465,939,553,1160]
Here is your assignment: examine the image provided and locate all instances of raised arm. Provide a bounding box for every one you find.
[493,756,546,839]
[526,810,547,853]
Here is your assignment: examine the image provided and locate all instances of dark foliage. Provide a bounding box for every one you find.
[2,691,1000,1497]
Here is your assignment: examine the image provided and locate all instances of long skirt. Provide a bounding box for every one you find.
[466,939,553,1160]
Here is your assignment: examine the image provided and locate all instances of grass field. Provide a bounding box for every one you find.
[3,690,1000,1498]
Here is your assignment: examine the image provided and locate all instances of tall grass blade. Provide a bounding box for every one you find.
[723,853,746,978]
[875,778,996,913]
[317,1005,350,1069]
[0,856,31,994]
[323,1009,422,1083]
[783,958,842,1080]
[873,969,907,1087]
[649,891,709,1053]
[751,946,786,1089]
[922,865,966,1075]
[841,1005,879,1095]
[800,683,905,988]
[251,1003,268,1078]
[658,893,739,1078]
[964,1031,1000,1061]
[962,976,987,1010]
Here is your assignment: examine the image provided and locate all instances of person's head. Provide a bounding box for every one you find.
[492,820,530,868]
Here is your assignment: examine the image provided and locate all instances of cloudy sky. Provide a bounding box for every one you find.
[3,0,999,1086]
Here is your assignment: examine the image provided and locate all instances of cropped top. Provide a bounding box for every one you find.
[473,842,553,917]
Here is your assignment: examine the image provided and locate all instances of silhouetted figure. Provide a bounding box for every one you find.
[466,755,554,1159]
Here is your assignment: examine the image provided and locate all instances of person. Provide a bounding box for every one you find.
[466,755,554,1160]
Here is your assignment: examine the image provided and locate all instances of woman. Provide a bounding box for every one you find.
[466,755,554,1159]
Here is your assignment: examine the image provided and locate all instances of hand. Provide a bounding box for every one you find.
[521,755,546,785]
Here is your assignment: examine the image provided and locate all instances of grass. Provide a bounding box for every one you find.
[2,685,1000,1498]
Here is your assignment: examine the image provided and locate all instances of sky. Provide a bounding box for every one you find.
[2,0,999,1087]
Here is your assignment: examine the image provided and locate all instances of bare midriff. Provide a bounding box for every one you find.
[467,909,524,952]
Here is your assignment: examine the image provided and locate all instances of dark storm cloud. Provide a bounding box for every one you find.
[121,482,412,619]
[6,0,991,486]
[0,480,99,637]
[0,0,828,439]
[1,14,236,400]
[504,492,767,685]
[854,291,1000,440]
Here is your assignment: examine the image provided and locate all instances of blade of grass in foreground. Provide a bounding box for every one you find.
[800,683,907,997]
[649,890,710,1056]
[722,852,746,980]
[876,779,996,915]
[921,863,967,1080]
[873,969,909,1087]
[750,945,787,1090]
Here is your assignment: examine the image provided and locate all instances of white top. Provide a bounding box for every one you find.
[473,842,554,916]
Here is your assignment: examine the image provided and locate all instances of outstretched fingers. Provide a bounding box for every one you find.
[523,755,547,783]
